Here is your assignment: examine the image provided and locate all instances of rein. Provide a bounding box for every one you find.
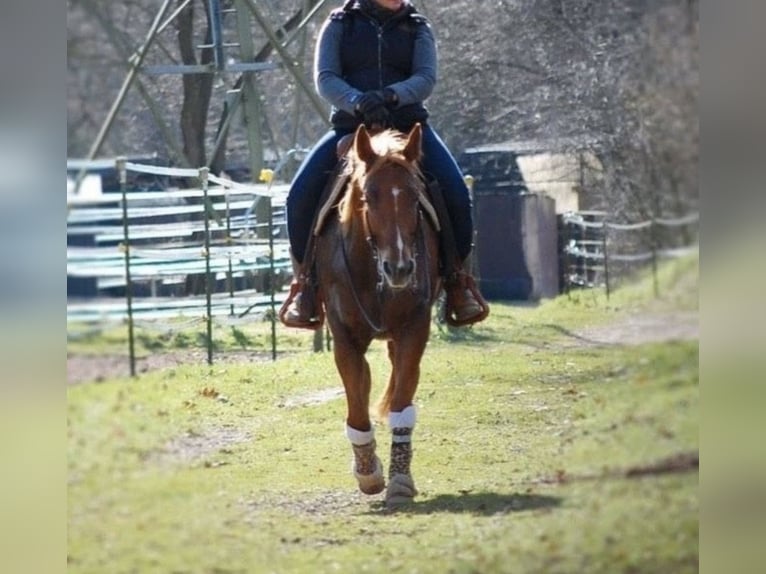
[339,223,385,334]
[339,208,432,335]
[332,127,435,334]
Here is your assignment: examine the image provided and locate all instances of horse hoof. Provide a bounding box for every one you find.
[355,456,385,495]
[385,473,417,507]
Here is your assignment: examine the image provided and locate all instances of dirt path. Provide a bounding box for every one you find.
[67,310,698,385]
[66,348,278,385]
[567,310,699,347]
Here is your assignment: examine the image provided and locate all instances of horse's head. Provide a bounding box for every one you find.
[348,123,424,290]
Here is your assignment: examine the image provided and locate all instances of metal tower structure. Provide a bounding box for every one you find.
[83,0,331,181]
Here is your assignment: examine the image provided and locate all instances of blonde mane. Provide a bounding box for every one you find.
[338,130,423,232]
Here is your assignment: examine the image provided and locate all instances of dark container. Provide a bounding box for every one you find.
[473,192,559,300]
[459,147,560,300]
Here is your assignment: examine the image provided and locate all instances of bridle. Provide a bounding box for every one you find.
[338,173,434,334]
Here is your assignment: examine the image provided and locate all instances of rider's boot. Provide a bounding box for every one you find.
[443,258,489,327]
[279,256,323,330]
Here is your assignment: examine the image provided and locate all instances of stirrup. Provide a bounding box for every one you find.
[444,272,490,327]
[278,280,324,330]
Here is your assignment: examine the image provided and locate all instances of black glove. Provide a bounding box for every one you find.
[355,90,391,127]
[364,106,391,128]
[382,87,398,106]
[355,90,385,114]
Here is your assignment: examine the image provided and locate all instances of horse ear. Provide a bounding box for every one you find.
[403,122,423,163]
[354,124,377,165]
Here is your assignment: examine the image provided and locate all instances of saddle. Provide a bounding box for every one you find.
[311,134,355,238]
[300,133,484,327]
[312,134,440,239]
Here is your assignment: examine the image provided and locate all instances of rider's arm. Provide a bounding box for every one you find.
[314,16,438,112]
[314,18,362,115]
[385,21,437,107]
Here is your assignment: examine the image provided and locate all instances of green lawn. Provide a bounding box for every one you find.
[68,256,698,573]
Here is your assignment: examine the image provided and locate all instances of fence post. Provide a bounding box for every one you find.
[564,214,571,298]
[200,167,214,366]
[266,193,278,361]
[650,216,659,298]
[602,219,610,300]
[117,157,136,377]
[225,188,235,316]
[224,187,234,317]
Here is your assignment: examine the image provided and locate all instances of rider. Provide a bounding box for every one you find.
[281,0,489,329]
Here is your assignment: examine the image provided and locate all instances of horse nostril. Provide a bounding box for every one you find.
[383,260,393,276]
[406,260,415,275]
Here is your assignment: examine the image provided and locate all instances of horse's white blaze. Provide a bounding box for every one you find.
[391,186,405,263]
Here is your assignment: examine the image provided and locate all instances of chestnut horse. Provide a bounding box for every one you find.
[314,123,440,506]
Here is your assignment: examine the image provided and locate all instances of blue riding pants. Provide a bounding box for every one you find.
[286,124,474,264]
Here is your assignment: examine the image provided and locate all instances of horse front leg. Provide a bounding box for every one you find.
[386,404,418,506]
[385,324,429,506]
[333,335,385,495]
[346,425,385,495]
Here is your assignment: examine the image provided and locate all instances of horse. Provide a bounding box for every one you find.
[314,123,441,506]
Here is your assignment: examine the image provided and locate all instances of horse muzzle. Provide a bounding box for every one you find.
[381,257,416,290]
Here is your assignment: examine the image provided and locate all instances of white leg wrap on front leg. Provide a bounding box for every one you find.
[386,405,418,507]
[345,424,375,446]
[345,424,385,495]
[388,405,417,433]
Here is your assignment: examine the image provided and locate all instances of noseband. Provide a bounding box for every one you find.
[361,205,425,293]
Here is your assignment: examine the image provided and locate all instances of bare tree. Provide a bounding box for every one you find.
[177,0,215,170]
[68,0,698,232]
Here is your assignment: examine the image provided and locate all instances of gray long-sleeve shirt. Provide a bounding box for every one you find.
[313,12,438,117]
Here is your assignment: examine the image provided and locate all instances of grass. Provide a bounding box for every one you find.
[67,255,698,573]
[66,317,318,358]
